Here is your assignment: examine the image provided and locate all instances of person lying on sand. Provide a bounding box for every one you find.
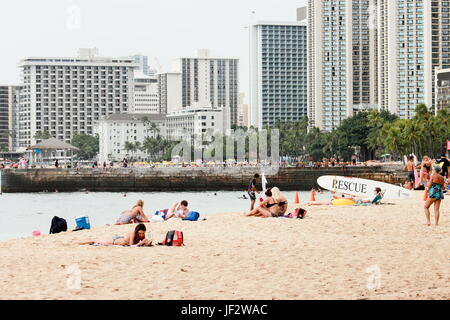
[356,188,383,204]
[115,200,149,225]
[245,189,284,218]
[80,223,152,247]
[164,200,189,220]
[307,188,383,206]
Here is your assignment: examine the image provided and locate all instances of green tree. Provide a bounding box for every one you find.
[34,130,51,142]
[71,132,99,160]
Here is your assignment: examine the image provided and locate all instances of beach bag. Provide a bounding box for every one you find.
[50,216,67,234]
[288,208,307,219]
[183,211,200,221]
[160,230,184,246]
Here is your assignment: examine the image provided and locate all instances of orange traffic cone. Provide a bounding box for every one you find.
[310,189,316,201]
[294,192,300,204]
[423,189,429,201]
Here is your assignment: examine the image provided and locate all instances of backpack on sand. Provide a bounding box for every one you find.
[50,216,68,234]
[160,230,184,246]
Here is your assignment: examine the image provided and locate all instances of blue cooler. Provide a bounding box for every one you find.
[75,216,91,230]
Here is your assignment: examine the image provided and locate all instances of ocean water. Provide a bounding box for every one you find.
[0,191,330,241]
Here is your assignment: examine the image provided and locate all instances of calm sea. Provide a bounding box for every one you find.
[0,191,329,241]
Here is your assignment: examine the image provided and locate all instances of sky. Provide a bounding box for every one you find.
[0,0,307,102]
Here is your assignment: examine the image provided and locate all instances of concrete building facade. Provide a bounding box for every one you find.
[157,72,182,115]
[378,0,450,117]
[307,0,379,131]
[17,50,137,149]
[95,113,166,163]
[250,20,308,128]
[132,72,159,114]
[172,50,239,126]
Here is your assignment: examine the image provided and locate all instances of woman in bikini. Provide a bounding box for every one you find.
[419,156,432,186]
[424,166,445,226]
[115,200,149,225]
[270,187,289,215]
[80,223,152,246]
[246,189,283,218]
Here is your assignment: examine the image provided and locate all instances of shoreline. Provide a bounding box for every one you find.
[0,166,408,193]
[0,191,448,300]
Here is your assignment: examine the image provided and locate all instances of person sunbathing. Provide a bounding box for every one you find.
[245,189,283,218]
[270,187,288,215]
[356,188,383,204]
[115,200,149,225]
[307,188,383,206]
[80,223,152,246]
[164,200,189,220]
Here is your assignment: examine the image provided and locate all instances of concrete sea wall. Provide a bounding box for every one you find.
[0,166,408,193]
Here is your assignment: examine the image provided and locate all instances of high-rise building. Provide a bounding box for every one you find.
[157,72,182,115]
[0,85,22,152]
[307,0,379,131]
[435,68,450,112]
[250,20,308,128]
[132,71,159,114]
[17,49,137,148]
[172,49,239,125]
[378,0,450,117]
[0,86,9,151]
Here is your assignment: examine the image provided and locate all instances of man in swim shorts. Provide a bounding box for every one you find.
[404,156,416,190]
[247,174,261,210]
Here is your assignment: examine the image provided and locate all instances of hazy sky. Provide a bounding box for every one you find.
[0,0,306,101]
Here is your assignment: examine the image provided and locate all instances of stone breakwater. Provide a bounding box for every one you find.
[0,166,407,193]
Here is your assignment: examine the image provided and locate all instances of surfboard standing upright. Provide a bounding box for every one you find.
[317,176,412,200]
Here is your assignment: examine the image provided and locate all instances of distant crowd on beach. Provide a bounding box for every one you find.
[2,154,398,170]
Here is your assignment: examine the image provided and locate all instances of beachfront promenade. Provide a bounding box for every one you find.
[0,166,408,193]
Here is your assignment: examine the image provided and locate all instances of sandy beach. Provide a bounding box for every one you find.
[0,191,448,300]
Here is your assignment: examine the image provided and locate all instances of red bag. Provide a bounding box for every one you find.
[160,230,184,246]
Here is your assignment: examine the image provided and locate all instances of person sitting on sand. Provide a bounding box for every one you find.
[270,187,288,215]
[80,223,152,246]
[424,166,445,226]
[164,200,189,220]
[115,200,149,225]
[356,188,383,204]
[246,189,283,218]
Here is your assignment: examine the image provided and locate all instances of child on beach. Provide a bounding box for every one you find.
[115,200,150,225]
[80,223,152,246]
[424,166,445,226]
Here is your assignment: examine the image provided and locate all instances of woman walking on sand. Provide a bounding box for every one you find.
[424,166,445,226]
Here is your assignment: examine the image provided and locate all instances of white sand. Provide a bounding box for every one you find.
[0,191,448,300]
